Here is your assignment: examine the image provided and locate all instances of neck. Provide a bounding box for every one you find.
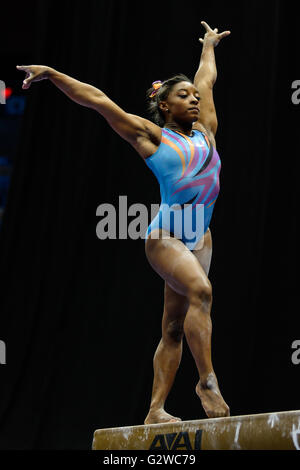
[163,120,193,136]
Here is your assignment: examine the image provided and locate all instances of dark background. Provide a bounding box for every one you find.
[0,0,299,450]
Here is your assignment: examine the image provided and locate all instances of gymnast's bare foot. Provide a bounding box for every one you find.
[196,372,230,418]
[144,408,182,425]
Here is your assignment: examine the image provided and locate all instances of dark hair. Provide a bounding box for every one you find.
[146,74,193,127]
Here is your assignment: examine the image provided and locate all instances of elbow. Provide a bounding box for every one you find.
[207,76,217,88]
[87,88,106,111]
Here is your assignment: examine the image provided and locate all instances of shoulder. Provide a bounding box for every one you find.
[126,114,162,160]
[127,114,162,146]
[192,122,216,148]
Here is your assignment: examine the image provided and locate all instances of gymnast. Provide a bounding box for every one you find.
[17,21,231,424]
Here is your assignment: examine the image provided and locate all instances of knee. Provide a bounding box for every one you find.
[164,319,184,344]
[188,279,212,312]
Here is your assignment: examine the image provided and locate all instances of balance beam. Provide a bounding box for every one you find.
[92,410,300,450]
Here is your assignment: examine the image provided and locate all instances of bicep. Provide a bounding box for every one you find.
[195,80,218,137]
[90,93,149,144]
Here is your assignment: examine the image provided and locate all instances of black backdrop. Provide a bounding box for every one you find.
[0,0,299,450]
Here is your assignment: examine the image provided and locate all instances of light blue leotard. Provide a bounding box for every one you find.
[144,127,221,250]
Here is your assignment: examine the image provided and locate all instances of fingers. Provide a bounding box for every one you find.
[16,66,33,89]
[201,21,213,32]
[23,73,32,89]
[22,74,31,86]
[200,22,231,39]
[199,25,231,45]
[219,30,231,39]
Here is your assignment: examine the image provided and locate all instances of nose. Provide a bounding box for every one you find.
[190,95,199,105]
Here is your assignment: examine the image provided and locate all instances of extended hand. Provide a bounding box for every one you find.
[16,65,51,89]
[199,21,231,47]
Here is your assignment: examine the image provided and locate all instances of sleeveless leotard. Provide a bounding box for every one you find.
[144,128,221,250]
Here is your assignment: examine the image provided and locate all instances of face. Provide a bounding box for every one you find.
[160,81,201,123]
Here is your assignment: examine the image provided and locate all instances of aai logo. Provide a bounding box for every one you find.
[149,430,202,450]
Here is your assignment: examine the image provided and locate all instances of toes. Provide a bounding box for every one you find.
[206,407,230,418]
[144,412,182,425]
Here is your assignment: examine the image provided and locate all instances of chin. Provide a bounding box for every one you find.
[186,114,199,124]
[180,116,194,124]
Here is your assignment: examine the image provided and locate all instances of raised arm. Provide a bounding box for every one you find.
[16,65,159,147]
[193,21,230,138]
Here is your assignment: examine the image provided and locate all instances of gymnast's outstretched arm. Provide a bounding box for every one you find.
[16,65,159,147]
[193,21,231,138]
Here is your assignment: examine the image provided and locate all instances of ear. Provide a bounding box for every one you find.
[158,100,169,113]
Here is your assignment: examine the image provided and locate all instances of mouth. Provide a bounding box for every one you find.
[188,107,199,113]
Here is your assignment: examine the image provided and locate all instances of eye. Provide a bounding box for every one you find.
[178,94,187,99]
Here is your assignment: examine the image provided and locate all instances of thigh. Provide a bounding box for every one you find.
[145,228,210,297]
[191,228,213,277]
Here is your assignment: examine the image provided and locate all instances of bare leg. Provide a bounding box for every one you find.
[183,280,229,418]
[186,229,229,418]
[144,281,188,424]
[144,229,229,423]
